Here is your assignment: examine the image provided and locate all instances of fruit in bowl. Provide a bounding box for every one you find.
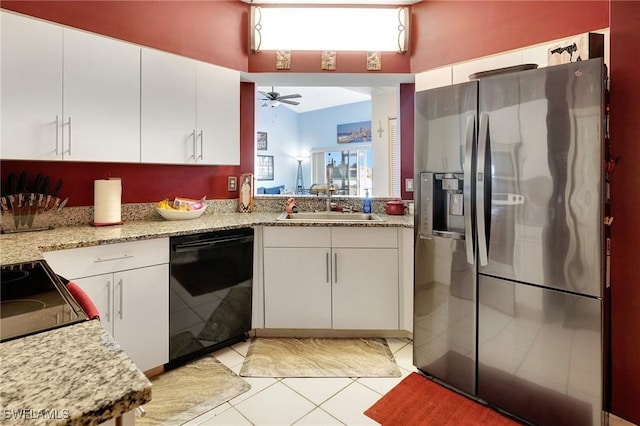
[156,197,207,220]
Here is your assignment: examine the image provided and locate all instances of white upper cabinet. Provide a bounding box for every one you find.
[141,48,198,164]
[1,12,63,160]
[196,61,240,165]
[141,48,240,165]
[1,11,140,162]
[62,28,141,162]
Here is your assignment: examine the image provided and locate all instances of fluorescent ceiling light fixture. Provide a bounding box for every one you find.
[251,6,409,53]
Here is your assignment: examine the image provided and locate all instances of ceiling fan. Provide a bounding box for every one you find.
[258,87,302,107]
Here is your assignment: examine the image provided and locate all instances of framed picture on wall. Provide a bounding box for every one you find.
[256,155,274,180]
[337,121,372,144]
[257,132,268,151]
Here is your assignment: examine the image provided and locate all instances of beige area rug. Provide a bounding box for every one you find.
[137,355,250,426]
[239,337,402,378]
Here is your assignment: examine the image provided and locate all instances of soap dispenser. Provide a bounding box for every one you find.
[362,189,372,214]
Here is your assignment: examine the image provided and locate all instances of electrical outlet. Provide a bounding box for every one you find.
[228,176,237,191]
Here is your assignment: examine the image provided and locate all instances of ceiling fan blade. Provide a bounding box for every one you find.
[257,91,269,98]
[261,102,270,107]
[277,94,302,100]
[280,99,300,106]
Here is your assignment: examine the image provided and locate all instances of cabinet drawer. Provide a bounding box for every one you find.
[331,227,397,248]
[44,238,169,279]
[263,226,330,247]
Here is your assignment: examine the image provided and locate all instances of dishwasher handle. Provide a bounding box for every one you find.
[173,235,254,252]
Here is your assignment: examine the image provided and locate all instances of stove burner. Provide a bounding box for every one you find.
[1,299,47,318]
[1,269,30,284]
[0,260,88,342]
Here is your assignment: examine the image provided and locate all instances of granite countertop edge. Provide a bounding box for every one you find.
[1,212,414,265]
[0,320,151,426]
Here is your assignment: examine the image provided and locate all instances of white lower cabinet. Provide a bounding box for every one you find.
[263,227,399,330]
[73,265,168,372]
[44,238,169,372]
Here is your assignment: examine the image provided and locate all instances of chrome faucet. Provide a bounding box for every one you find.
[326,183,337,211]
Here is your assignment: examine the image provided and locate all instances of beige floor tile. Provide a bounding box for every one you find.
[282,377,353,405]
[320,381,382,426]
[293,407,345,425]
[233,381,316,425]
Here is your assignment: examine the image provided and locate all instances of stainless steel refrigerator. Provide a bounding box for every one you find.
[414,58,606,426]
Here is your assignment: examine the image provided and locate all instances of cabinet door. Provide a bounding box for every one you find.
[332,248,399,330]
[73,274,114,335]
[141,48,197,164]
[196,62,240,165]
[113,264,169,372]
[264,247,332,329]
[1,11,63,160]
[63,28,141,162]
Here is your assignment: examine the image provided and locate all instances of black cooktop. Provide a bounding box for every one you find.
[0,260,88,342]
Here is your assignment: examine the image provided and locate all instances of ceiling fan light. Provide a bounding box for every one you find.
[267,99,281,107]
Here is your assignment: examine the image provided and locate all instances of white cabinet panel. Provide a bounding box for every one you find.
[62,28,141,162]
[45,239,169,372]
[197,62,240,165]
[263,247,332,329]
[142,49,240,165]
[1,11,63,160]
[141,48,198,164]
[262,226,400,331]
[113,264,169,372]
[332,248,399,330]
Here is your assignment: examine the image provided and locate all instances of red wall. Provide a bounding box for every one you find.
[609,1,640,424]
[399,83,415,201]
[410,0,609,73]
[0,1,248,71]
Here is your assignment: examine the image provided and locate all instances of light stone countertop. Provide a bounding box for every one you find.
[0,320,151,425]
[0,211,413,265]
[0,210,413,424]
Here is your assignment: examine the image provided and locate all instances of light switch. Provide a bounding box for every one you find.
[405,178,414,192]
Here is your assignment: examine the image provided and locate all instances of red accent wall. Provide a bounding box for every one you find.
[410,1,609,73]
[0,1,249,71]
[609,2,640,424]
[399,83,415,201]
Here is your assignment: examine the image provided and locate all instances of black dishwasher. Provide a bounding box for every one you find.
[167,228,253,369]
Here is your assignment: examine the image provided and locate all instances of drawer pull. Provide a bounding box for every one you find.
[94,254,134,263]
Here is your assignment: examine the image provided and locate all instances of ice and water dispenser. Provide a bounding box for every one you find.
[420,172,465,239]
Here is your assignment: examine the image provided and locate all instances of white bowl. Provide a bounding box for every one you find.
[156,205,207,220]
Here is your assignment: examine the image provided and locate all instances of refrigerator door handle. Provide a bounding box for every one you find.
[476,113,489,266]
[463,114,476,265]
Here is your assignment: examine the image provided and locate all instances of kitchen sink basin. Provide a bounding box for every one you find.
[276,211,384,222]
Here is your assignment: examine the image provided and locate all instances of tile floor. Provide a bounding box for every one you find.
[182,338,416,426]
[176,337,636,426]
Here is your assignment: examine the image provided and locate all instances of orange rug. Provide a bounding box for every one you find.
[364,373,520,426]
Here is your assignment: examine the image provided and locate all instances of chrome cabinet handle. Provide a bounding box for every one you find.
[198,130,204,160]
[106,280,111,322]
[191,129,196,159]
[117,278,124,320]
[326,252,330,283]
[334,253,338,284]
[65,117,72,155]
[55,115,60,155]
[463,114,476,265]
[94,254,134,263]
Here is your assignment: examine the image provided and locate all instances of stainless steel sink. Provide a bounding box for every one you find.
[276,211,384,222]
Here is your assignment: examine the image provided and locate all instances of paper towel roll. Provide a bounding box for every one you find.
[94,178,122,224]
